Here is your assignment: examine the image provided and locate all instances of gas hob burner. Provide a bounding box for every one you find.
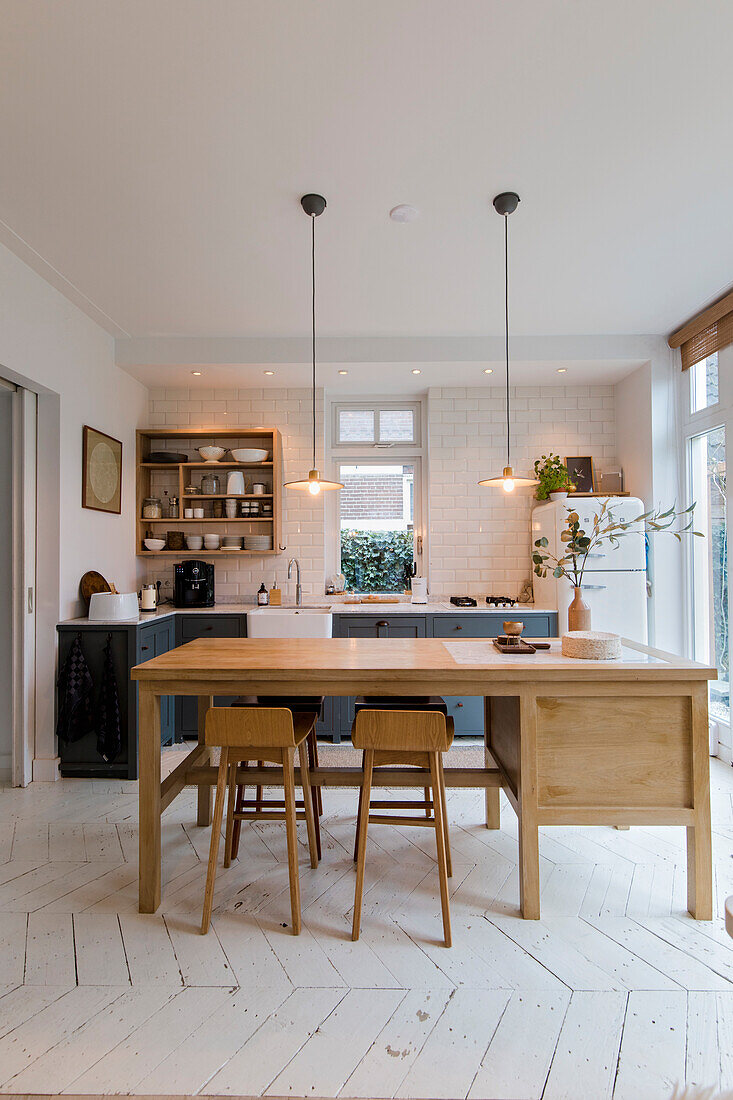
[486,594,517,608]
[450,596,477,607]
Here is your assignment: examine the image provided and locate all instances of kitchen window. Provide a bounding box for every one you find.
[691,354,719,414]
[333,401,420,447]
[338,461,417,592]
[327,399,426,592]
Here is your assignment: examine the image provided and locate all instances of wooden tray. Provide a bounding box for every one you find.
[493,638,537,654]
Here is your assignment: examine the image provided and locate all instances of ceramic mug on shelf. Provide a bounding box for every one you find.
[225,498,238,518]
[251,483,266,495]
[193,507,204,519]
[184,507,194,519]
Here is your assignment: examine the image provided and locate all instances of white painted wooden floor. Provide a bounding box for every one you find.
[2,750,733,1098]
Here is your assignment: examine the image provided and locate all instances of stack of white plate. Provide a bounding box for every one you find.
[244,535,273,551]
[222,536,243,550]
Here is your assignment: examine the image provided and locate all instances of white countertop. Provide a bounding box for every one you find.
[59,600,557,627]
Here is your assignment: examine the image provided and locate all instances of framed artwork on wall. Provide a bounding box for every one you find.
[82,426,122,514]
[565,455,596,494]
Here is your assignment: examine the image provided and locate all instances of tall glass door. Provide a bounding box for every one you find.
[690,426,728,724]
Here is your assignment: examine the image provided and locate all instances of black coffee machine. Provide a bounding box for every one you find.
[174,560,215,608]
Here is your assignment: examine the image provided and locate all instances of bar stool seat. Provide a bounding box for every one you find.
[230,695,325,859]
[201,705,320,936]
[353,696,447,858]
[351,707,454,947]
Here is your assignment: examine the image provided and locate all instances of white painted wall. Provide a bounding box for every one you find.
[0,241,147,779]
[0,242,147,620]
[427,384,617,598]
[0,387,12,778]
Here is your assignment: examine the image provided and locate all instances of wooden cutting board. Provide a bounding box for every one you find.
[79,570,111,606]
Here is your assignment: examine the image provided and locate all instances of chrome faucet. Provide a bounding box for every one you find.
[288,558,302,606]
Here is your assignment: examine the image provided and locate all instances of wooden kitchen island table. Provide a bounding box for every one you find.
[131,636,716,920]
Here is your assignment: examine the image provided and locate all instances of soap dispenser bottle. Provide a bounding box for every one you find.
[257,583,269,606]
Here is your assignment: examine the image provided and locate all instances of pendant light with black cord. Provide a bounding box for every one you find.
[285,193,343,494]
[478,192,539,492]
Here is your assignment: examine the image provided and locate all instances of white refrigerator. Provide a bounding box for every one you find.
[531,497,648,643]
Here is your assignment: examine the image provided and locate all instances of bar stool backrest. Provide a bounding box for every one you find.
[205,706,297,748]
[353,709,451,753]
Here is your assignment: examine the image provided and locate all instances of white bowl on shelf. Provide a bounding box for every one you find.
[198,446,226,463]
[203,534,221,550]
[230,448,268,463]
[144,537,166,552]
[186,535,204,550]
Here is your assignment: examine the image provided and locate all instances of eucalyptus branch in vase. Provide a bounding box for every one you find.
[532,499,701,633]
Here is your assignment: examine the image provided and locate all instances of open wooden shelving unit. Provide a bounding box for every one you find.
[136,428,283,558]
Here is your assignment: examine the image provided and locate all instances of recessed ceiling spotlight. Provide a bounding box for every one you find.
[557,368,567,374]
[483,368,493,375]
[263,370,275,376]
[338,370,348,375]
[390,204,419,223]
[191,370,202,376]
[411,368,422,375]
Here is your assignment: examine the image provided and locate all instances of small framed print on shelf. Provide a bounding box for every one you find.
[565,455,596,494]
[82,426,122,514]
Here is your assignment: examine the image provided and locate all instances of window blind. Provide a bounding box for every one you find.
[669,288,733,370]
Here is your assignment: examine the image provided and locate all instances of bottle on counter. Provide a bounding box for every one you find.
[257,583,269,606]
[269,580,282,606]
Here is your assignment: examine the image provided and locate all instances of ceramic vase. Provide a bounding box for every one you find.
[568,586,591,632]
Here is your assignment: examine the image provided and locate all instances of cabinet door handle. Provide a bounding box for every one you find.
[141,645,149,652]
[376,620,389,628]
[204,625,214,631]
[455,624,463,631]
[457,702,463,707]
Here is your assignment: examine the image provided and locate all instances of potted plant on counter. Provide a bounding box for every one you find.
[534,453,575,501]
[532,499,700,631]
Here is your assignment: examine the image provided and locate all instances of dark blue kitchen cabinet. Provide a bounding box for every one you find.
[332,614,428,741]
[430,612,558,735]
[138,618,175,746]
[56,613,176,779]
[175,614,245,739]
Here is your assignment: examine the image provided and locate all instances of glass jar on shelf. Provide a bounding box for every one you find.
[168,496,179,519]
[142,497,163,519]
[201,472,221,496]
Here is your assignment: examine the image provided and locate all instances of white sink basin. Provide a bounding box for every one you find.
[247,607,333,638]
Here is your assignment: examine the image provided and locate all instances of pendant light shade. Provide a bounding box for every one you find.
[285,194,343,494]
[478,192,539,493]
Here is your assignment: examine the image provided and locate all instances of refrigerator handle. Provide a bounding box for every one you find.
[581,584,607,591]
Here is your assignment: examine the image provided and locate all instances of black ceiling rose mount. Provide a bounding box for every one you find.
[300,193,327,218]
[492,191,520,217]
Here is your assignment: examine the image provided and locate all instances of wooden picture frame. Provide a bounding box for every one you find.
[82,426,122,514]
[565,455,596,494]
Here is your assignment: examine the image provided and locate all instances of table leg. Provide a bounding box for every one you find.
[687,684,713,919]
[197,695,213,827]
[484,698,500,829]
[139,686,161,914]
[518,691,540,919]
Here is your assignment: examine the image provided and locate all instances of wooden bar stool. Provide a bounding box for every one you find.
[351,708,454,947]
[201,705,320,936]
[352,696,448,861]
[230,696,324,860]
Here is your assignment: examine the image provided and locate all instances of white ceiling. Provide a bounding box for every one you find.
[1,0,732,346]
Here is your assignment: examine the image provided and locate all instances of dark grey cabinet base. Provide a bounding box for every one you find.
[56,616,175,779]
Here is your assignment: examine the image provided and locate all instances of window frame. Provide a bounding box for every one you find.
[325,396,428,592]
[680,343,733,757]
[689,353,720,416]
[331,400,422,449]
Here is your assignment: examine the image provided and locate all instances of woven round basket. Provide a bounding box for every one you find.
[561,631,622,660]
